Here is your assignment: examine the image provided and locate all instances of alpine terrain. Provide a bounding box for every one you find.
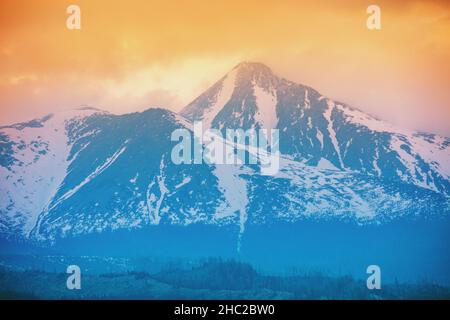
[1,62,449,285]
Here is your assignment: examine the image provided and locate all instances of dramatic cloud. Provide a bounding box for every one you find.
[1,0,449,135]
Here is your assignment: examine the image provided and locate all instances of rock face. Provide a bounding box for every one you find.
[182,62,450,194]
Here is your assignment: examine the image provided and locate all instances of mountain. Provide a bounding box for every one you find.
[182,62,450,195]
[0,108,107,236]
[1,63,449,284]
[0,107,231,241]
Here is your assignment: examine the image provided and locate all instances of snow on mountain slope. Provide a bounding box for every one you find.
[0,106,449,244]
[323,100,345,168]
[0,108,106,236]
[26,109,233,241]
[182,62,281,132]
[0,62,449,244]
[333,101,450,175]
[202,68,238,129]
[181,62,450,195]
[46,139,130,212]
[252,82,278,131]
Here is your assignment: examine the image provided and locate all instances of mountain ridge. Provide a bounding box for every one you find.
[181,62,450,194]
[0,62,449,244]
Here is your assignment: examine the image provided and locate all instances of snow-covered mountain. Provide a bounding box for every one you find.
[0,108,107,236]
[182,62,450,195]
[0,62,449,247]
[0,108,227,241]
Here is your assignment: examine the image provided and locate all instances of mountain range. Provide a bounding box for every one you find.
[1,62,449,282]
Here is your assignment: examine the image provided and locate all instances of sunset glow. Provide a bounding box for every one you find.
[1,0,449,135]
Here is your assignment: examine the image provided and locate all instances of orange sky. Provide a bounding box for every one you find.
[1,0,449,135]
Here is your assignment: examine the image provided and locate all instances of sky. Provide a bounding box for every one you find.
[0,0,449,136]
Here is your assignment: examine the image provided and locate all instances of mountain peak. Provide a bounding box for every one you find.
[229,61,280,96]
[233,61,272,71]
[232,61,275,79]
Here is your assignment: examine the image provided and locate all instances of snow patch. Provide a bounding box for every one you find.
[253,84,278,132]
[323,100,344,168]
[317,158,339,171]
[47,140,129,211]
[213,164,249,251]
[201,70,237,129]
[0,108,103,236]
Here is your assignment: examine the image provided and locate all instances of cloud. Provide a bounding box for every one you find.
[0,0,449,135]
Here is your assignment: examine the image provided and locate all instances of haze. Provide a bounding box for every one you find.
[1,0,449,136]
